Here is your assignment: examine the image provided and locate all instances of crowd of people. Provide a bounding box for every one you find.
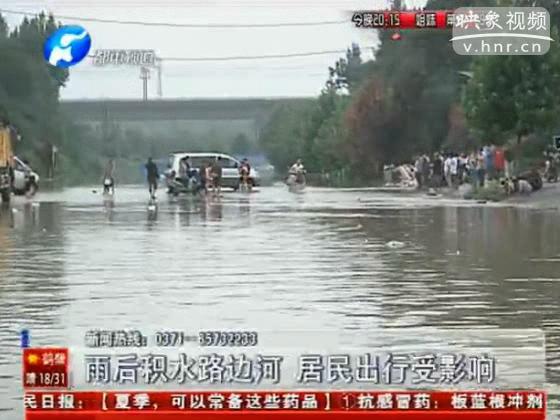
[412,145,509,190]
[383,143,560,196]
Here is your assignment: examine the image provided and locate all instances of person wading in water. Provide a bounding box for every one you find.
[145,157,159,201]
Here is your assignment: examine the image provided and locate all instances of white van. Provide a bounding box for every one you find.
[165,152,260,193]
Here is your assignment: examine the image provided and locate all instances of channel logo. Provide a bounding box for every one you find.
[43,25,92,68]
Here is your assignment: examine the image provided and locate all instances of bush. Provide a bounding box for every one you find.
[470,180,507,202]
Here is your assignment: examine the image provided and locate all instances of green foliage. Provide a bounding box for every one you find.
[463,27,560,144]
[311,94,351,173]
[0,14,8,38]
[260,101,313,172]
[512,0,560,28]
[470,180,507,202]
[0,12,69,176]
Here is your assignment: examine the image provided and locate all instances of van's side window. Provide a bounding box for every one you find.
[189,157,207,168]
[219,158,238,169]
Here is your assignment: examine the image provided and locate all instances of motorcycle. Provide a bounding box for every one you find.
[287,171,306,193]
[103,178,114,196]
[167,172,201,196]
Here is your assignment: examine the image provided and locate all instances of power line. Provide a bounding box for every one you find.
[75,64,331,72]
[81,46,373,62]
[3,0,378,6]
[0,8,348,28]
[74,67,327,76]
[158,48,372,61]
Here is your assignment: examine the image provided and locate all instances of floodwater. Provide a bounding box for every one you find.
[0,185,559,418]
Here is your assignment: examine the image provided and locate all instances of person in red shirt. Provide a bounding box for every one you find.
[494,146,505,178]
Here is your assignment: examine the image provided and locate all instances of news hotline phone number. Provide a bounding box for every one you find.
[155,331,259,347]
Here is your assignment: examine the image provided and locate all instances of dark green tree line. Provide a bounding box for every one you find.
[0,12,69,176]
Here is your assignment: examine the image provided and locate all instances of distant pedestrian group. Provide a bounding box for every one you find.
[413,145,508,190]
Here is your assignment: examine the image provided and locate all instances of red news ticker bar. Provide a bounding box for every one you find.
[24,391,546,420]
[398,11,452,29]
[26,413,546,420]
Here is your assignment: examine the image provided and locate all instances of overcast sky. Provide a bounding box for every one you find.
[3,0,426,99]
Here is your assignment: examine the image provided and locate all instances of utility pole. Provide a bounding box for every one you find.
[103,104,109,155]
[156,59,163,98]
[140,66,150,101]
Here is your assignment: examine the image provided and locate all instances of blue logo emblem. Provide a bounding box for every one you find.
[43,25,92,68]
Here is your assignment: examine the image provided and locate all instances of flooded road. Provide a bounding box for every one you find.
[0,185,559,418]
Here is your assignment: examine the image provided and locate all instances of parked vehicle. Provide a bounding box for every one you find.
[165,152,260,195]
[12,156,39,196]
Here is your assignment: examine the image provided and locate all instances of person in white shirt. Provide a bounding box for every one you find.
[289,159,304,174]
[446,154,457,187]
[444,155,453,188]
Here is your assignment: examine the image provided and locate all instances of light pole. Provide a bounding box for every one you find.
[155,59,163,98]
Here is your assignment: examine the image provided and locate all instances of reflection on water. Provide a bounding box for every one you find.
[0,186,559,418]
[0,200,67,416]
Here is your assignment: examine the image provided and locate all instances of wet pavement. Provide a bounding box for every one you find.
[0,185,559,418]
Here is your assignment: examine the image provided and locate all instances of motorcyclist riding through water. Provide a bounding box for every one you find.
[287,159,306,187]
[103,159,116,195]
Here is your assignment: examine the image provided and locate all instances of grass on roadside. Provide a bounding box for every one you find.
[465,180,507,202]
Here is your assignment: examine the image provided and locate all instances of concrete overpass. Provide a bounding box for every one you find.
[60,98,314,142]
[60,97,313,125]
